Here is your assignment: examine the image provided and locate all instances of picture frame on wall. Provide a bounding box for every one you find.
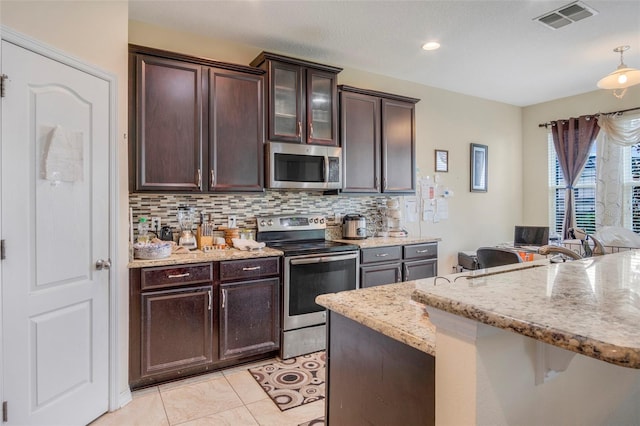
[470,143,488,192]
[435,149,448,172]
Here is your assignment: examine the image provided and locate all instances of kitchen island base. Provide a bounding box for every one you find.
[326,311,435,425]
[428,307,640,426]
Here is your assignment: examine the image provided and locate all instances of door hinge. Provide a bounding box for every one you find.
[3,400,7,422]
[1,240,5,260]
[0,74,8,98]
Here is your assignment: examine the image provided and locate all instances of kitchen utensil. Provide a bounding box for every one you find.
[342,214,367,239]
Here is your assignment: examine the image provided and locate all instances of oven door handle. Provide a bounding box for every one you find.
[290,252,359,265]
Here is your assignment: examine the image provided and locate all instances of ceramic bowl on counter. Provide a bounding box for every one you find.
[133,241,172,259]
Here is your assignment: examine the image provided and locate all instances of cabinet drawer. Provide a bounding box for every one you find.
[220,257,280,281]
[141,263,213,291]
[361,246,402,264]
[403,243,437,260]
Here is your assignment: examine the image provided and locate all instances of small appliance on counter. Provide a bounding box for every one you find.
[177,206,197,250]
[384,199,408,237]
[159,226,173,242]
[342,214,368,239]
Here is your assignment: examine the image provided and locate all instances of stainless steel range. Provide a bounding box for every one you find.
[257,214,359,359]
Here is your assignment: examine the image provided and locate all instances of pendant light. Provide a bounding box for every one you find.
[597,45,640,99]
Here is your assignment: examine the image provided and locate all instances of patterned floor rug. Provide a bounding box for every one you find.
[249,351,326,411]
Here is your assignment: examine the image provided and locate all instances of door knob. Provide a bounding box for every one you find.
[95,259,111,270]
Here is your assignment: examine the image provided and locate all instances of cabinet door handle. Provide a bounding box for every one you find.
[210,169,215,187]
[376,253,389,257]
[374,177,379,191]
[197,169,202,189]
[242,266,261,271]
[297,121,302,137]
[416,249,430,254]
[222,288,227,309]
[167,273,190,279]
[397,266,402,282]
[208,289,212,311]
[383,177,388,191]
[309,122,314,138]
[404,265,409,280]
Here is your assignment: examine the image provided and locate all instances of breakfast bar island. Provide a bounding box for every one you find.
[317,250,640,425]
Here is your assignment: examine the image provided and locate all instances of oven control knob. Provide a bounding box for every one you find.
[267,220,273,226]
[319,218,325,224]
[260,220,266,227]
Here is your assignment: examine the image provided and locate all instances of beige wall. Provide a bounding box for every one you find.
[2,0,130,402]
[130,20,525,273]
[522,85,640,227]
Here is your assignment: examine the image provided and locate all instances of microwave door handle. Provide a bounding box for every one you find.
[290,253,359,265]
[324,156,329,183]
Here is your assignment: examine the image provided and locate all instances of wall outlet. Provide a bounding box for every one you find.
[227,215,237,228]
[151,217,161,231]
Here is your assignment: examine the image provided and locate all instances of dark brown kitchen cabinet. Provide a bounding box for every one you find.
[219,257,281,360]
[130,53,203,191]
[360,242,437,288]
[251,52,342,146]
[339,85,419,193]
[206,68,264,191]
[220,277,280,360]
[129,262,216,389]
[129,45,265,192]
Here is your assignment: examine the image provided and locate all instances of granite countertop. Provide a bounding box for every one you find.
[128,247,283,268]
[316,282,436,356]
[332,235,441,248]
[412,250,640,368]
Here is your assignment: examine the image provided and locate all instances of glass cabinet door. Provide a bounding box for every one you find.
[271,63,303,143]
[307,69,337,145]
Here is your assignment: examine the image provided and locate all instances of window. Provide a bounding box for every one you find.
[623,115,640,232]
[548,136,596,236]
[548,113,640,237]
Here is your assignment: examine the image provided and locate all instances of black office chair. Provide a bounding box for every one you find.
[476,247,523,269]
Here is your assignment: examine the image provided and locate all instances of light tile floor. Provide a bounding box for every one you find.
[91,358,325,426]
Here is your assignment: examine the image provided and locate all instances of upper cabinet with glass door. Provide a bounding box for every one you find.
[251,52,342,146]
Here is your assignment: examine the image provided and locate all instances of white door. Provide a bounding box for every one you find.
[1,39,110,425]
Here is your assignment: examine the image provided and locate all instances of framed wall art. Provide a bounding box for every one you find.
[435,149,448,172]
[470,143,488,192]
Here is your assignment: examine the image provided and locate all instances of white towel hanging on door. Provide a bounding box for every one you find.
[42,124,84,182]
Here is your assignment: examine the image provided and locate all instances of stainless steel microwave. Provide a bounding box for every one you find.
[266,142,342,190]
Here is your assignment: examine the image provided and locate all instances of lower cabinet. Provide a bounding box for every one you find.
[220,277,280,360]
[140,285,214,377]
[130,257,281,389]
[361,242,438,288]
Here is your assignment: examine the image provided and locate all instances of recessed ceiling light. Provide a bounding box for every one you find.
[422,41,441,51]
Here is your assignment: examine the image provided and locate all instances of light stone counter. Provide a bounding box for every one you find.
[412,250,640,368]
[128,247,283,268]
[316,282,436,356]
[331,235,440,248]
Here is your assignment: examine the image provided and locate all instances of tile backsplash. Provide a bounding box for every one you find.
[129,191,396,236]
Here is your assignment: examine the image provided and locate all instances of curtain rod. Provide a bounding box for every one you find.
[538,106,640,128]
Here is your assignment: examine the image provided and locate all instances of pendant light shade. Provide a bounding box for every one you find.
[597,46,640,98]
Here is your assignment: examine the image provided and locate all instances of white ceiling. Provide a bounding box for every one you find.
[129,0,640,107]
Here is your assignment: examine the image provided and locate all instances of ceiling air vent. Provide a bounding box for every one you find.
[534,1,598,30]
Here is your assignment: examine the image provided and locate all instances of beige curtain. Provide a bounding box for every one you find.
[551,116,600,239]
[596,113,640,227]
